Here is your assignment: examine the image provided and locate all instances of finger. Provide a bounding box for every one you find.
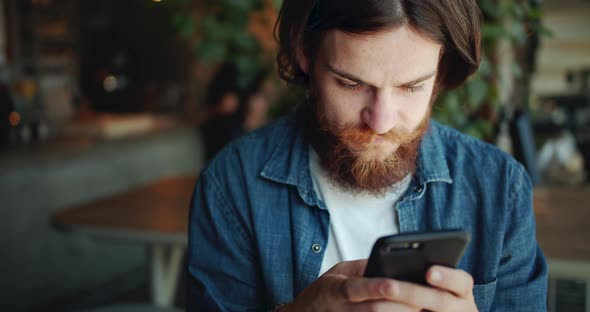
[426,265,474,297]
[334,276,397,303]
[385,279,462,312]
[328,259,368,276]
[350,300,420,312]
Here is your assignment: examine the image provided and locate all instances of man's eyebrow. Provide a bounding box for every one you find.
[400,71,437,86]
[326,63,437,87]
[326,64,371,86]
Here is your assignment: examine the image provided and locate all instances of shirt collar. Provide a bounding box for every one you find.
[260,107,318,206]
[414,120,453,185]
[261,108,452,205]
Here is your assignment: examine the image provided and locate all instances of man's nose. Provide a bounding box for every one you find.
[361,90,397,134]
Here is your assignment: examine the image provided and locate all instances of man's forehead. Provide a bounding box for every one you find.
[319,28,442,87]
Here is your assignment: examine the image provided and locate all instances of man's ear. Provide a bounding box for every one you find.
[297,49,310,75]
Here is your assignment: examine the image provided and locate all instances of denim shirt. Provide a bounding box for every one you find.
[187,108,548,312]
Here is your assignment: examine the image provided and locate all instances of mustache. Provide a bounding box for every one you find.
[320,117,429,147]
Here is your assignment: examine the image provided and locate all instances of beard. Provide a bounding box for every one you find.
[306,96,432,196]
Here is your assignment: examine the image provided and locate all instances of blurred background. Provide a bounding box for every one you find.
[0,0,588,311]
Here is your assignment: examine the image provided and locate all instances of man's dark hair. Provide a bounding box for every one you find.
[275,0,482,90]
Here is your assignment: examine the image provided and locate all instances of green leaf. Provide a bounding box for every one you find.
[195,41,228,63]
[452,108,467,128]
[466,77,488,109]
[200,15,219,34]
[497,1,513,17]
[482,24,511,40]
[180,19,196,39]
[511,4,526,19]
[224,0,253,10]
[527,7,543,20]
[233,32,258,53]
[171,14,185,28]
[478,56,493,76]
[271,0,283,9]
[478,0,502,19]
[235,55,261,88]
[510,22,528,45]
[434,91,469,130]
[477,121,493,137]
[512,64,523,80]
[464,124,484,139]
[533,24,554,38]
[487,84,500,106]
[225,7,249,26]
[444,91,461,113]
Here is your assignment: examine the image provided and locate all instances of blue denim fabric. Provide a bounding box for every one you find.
[187,107,547,311]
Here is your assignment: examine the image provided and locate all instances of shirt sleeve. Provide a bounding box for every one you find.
[492,164,548,311]
[186,170,263,312]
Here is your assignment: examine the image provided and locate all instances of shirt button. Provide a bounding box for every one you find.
[414,186,423,193]
[311,243,322,253]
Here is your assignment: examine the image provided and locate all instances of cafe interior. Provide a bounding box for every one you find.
[0,0,589,311]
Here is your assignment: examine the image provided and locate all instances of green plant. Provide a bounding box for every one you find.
[435,0,550,140]
[168,0,276,89]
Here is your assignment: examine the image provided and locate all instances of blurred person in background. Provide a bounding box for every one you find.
[200,62,269,160]
[188,0,548,311]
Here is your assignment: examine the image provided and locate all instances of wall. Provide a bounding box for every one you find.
[531,0,590,97]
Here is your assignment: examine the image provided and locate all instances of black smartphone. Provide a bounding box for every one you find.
[364,229,470,285]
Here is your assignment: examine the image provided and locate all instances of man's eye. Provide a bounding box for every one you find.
[337,80,362,91]
[404,85,425,93]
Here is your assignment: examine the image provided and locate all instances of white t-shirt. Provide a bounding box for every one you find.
[309,148,411,276]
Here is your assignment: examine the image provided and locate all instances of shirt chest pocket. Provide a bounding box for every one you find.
[472,279,497,312]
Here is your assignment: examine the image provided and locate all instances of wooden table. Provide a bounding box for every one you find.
[535,186,590,263]
[52,175,197,308]
[534,186,590,309]
[52,178,590,307]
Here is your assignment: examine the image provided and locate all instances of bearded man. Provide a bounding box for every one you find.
[187,0,548,311]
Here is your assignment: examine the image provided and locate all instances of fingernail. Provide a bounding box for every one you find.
[430,269,442,282]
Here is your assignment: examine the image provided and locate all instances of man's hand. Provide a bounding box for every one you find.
[281,260,419,312]
[395,265,479,312]
[281,261,478,312]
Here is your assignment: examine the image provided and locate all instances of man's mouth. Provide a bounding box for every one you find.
[372,135,386,143]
